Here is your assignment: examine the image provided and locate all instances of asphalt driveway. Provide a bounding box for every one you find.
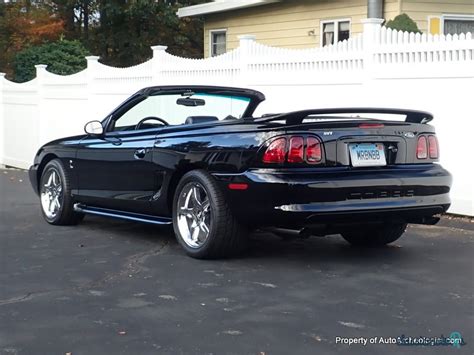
[0,169,473,355]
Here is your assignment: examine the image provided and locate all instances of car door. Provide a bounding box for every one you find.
[75,95,166,214]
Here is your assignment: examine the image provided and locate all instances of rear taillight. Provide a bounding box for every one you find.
[428,135,439,159]
[416,136,428,159]
[306,137,322,163]
[262,135,323,165]
[287,136,304,163]
[262,137,287,164]
[417,134,439,160]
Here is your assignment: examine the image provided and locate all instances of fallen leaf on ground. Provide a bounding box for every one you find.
[252,282,277,288]
[158,295,177,301]
[221,330,243,336]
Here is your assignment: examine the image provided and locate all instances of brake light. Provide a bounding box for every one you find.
[262,137,287,164]
[359,123,384,129]
[428,135,439,159]
[416,136,428,159]
[287,136,304,163]
[306,137,322,163]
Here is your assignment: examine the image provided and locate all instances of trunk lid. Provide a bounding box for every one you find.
[280,120,432,166]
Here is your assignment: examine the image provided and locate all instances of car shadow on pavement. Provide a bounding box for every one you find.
[80,215,175,243]
[246,231,409,265]
[79,215,410,267]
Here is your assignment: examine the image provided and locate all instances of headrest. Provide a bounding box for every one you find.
[185,116,219,125]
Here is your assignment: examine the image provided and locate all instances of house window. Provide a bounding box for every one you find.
[443,15,474,35]
[210,30,227,57]
[321,20,350,46]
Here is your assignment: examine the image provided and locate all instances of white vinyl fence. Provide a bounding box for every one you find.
[1,19,473,216]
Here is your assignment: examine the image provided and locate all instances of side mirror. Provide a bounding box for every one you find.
[84,120,104,136]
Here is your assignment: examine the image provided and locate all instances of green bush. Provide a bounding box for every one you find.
[14,40,90,83]
[385,13,421,33]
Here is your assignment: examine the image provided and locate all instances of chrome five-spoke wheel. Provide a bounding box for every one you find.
[38,159,82,225]
[40,169,63,219]
[173,170,247,259]
[177,182,211,248]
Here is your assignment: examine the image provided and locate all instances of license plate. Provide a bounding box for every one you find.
[349,143,386,167]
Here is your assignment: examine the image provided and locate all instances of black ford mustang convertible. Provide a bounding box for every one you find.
[29,85,452,258]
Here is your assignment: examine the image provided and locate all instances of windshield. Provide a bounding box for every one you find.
[112,92,252,131]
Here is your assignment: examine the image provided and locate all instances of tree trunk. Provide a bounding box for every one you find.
[83,0,89,40]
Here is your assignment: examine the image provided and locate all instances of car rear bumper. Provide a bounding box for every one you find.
[212,164,452,228]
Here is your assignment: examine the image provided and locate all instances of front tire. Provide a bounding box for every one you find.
[172,170,247,259]
[341,223,407,246]
[39,159,83,225]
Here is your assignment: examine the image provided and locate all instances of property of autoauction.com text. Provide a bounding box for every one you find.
[335,333,466,348]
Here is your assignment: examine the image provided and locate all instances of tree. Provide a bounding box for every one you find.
[385,13,421,33]
[0,1,65,78]
[53,0,99,41]
[90,0,206,67]
[14,39,90,82]
[1,0,208,80]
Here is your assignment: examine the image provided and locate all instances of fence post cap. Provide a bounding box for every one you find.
[35,64,48,69]
[85,56,100,61]
[151,45,168,51]
[361,18,384,25]
[238,34,257,41]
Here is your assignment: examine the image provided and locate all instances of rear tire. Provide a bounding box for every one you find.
[172,170,247,259]
[39,159,83,225]
[341,223,407,246]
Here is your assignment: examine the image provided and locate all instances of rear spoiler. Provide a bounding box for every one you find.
[254,108,433,125]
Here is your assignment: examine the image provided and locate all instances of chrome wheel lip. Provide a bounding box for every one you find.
[40,169,63,219]
[176,182,211,249]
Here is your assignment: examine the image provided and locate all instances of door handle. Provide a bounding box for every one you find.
[134,148,147,159]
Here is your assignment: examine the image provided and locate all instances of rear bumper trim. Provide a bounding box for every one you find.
[212,164,452,227]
